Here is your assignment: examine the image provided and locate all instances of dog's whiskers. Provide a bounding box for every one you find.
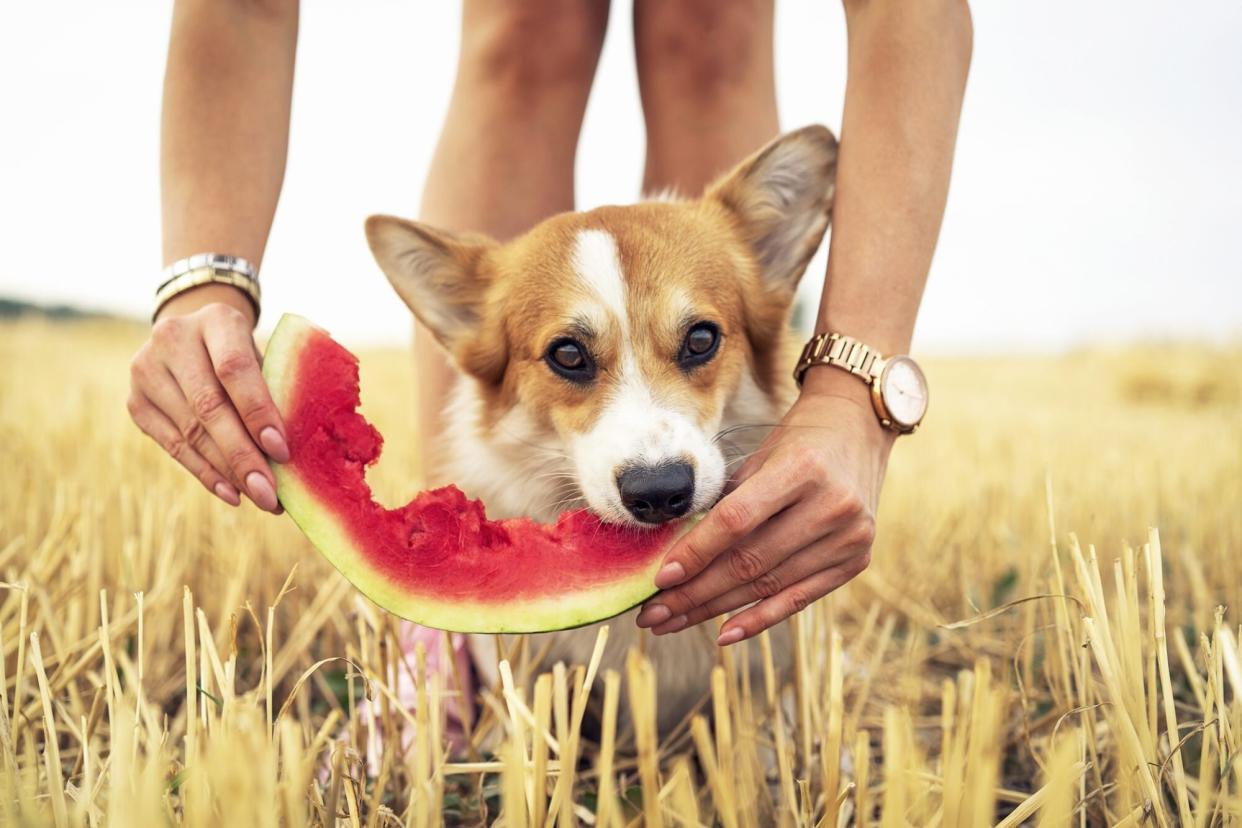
[712,422,778,445]
[496,424,571,459]
[548,493,587,512]
[529,470,578,484]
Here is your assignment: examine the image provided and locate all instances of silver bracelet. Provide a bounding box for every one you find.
[154,267,262,323]
[158,253,258,292]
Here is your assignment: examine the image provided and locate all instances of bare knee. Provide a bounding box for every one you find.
[634,0,775,104]
[459,1,609,102]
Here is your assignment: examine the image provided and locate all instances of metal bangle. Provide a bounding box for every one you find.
[153,266,262,323]
[158,253,258,292]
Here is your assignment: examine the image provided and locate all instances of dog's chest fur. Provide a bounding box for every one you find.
[440,368,796,732]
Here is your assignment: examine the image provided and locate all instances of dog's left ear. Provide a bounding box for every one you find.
[366,215,507,382]
[706,125,838,294]
[365,214,497,343]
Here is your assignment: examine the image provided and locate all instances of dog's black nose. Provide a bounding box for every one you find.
[618,462,694,524]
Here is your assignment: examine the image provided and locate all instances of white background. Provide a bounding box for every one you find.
[1,1,1239,352]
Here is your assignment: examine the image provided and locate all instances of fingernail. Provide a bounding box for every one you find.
[214,481,240,506]
[636,604,672,627]
[716,627,745,646]
[655,615,688,635]
[654,562,687,589]
[259,427,290,463]
[246,471,279,512]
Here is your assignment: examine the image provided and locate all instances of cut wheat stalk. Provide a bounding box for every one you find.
[625,648,662,828]
[595,669,622,828]
[30,632,69,828]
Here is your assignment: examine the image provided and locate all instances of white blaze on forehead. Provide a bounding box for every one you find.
[571,229,629,332]
[563,229,726,526]
[563,242,727,522]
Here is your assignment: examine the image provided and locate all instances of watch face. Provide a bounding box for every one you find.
[880,356,928,428]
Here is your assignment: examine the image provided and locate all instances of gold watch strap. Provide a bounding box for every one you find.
[793,332,886,387]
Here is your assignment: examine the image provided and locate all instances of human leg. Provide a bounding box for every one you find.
[634,0,780,195]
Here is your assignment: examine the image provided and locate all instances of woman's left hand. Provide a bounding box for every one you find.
[635,369,894,645]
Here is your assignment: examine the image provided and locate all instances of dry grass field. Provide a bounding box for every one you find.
[1,317,1240,826]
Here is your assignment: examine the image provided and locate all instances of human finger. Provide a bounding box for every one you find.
[128,392,241,505]
[201,307,289,462]
[165,343,280,512]
[133,349,241,490]
[653,458,806,589]
[714,553,871,645]
[657,538,872,634]
[638,496,836,625]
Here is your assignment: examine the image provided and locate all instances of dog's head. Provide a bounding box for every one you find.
[367,126,836,527]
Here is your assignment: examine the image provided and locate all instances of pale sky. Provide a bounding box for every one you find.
[1,1,1239,352]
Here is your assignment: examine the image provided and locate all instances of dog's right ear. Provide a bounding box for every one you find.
[706,125,837,296]
[365,215,497,354]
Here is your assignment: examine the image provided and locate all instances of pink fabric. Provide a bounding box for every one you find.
[364,621,476,769]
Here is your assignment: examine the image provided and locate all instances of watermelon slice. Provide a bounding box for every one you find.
[262,314,676,633]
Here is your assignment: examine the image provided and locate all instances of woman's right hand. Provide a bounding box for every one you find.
[127,284,289,512]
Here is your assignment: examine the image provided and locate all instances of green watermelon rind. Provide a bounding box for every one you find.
[262,313,664,634]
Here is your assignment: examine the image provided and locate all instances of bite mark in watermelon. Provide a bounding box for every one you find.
[262,313,676,633]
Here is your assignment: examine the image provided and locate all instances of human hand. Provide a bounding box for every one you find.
[635,368,893,645]
[127,284,288,512]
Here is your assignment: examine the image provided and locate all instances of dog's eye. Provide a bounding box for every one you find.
[679,322,720,368]
[545,339,595,382]
[552,342,585,369]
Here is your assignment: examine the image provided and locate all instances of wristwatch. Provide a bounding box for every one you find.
[793,332,929,434]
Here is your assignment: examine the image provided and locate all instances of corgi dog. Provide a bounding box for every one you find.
[365,125,837,733]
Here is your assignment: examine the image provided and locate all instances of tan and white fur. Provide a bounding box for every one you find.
[366,125,837,732]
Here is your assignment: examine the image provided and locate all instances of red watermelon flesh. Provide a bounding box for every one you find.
[263,313,675,633]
